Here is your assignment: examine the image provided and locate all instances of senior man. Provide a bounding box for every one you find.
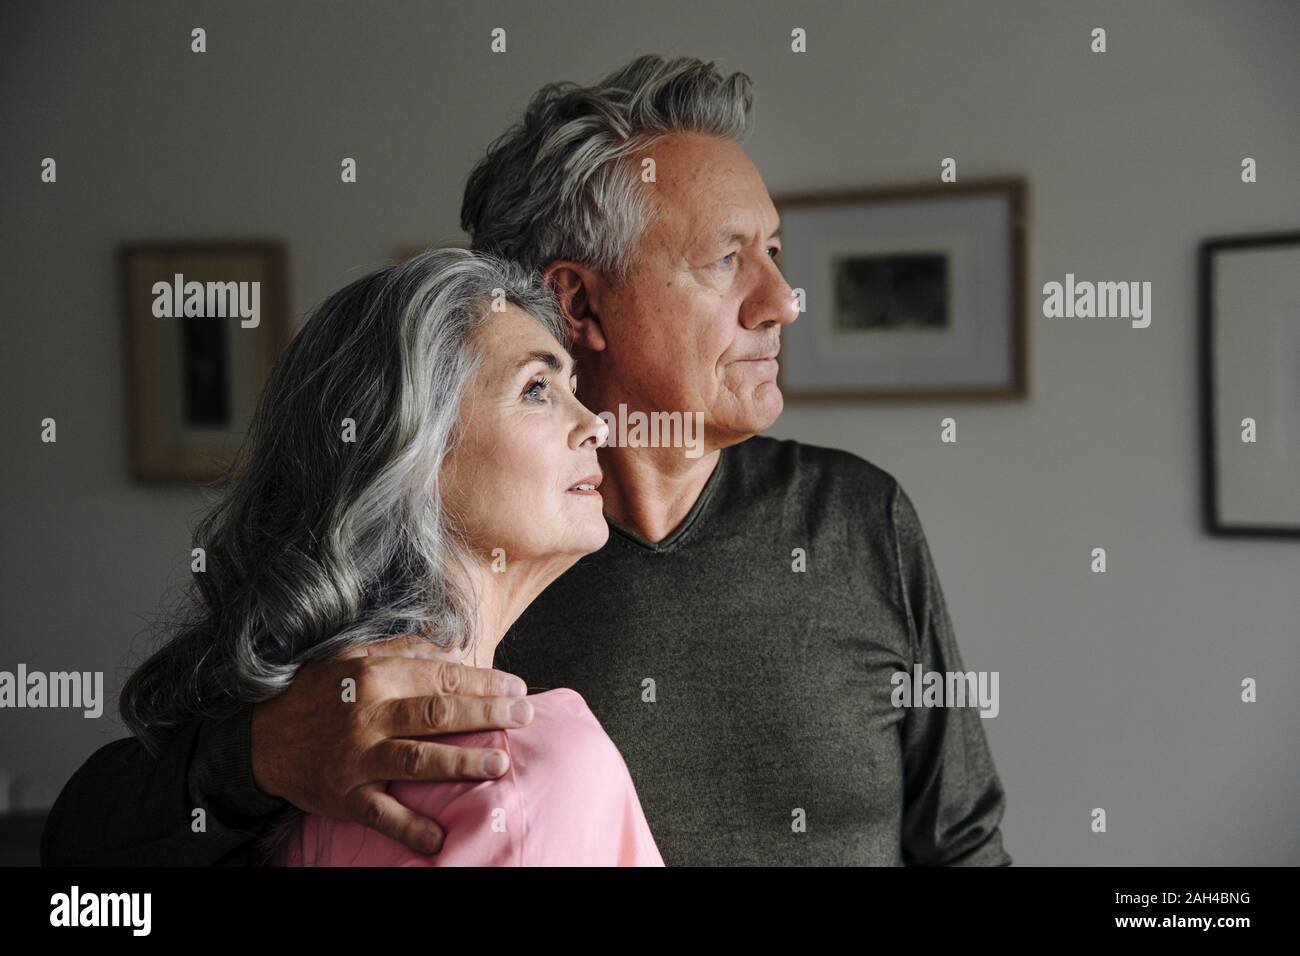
[43,54,1009,866]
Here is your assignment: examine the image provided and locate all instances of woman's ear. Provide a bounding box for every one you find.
[543,261,607,352]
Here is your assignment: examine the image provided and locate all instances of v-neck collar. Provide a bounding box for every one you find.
[605,444,730,554]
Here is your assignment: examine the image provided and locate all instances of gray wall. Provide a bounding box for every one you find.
[2,0,1297,864]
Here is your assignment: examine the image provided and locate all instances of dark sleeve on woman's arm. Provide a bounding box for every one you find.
[890,481,1013,867]
[41,702,286,866]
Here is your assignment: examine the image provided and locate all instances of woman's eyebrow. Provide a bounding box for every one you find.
[514,349,568,374]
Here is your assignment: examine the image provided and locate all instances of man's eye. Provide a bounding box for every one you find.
[524,377,549,402]
[767,246,781,260]
[716,252,738,268]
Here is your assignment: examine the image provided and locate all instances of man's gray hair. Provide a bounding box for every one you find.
[460,54,755,281]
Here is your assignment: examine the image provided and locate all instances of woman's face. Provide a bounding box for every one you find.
[441,304,610,566]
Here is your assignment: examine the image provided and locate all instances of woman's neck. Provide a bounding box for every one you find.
[452,553,578,668]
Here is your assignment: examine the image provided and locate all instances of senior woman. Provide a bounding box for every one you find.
[118,248,663,866]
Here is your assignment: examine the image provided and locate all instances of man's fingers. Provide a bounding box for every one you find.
[378,692,534,738]
[341,649,527,698]
[365,737,513,784]
[346,785,446,855]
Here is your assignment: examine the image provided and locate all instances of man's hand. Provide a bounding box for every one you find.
[249,635,533,855]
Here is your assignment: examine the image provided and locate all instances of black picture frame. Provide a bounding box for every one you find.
[1198,230,1300,538]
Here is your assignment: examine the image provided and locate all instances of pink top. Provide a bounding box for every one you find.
[273,688,664,867]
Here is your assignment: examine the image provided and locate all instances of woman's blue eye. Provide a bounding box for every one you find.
[717,252,738,268]
[524,377,549,402]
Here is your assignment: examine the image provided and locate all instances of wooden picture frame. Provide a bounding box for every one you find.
[772,177,1028,400]
[120,240,291,482]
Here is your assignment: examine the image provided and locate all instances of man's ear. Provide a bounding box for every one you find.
[542,261,607,353]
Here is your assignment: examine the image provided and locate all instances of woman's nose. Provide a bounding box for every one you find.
[574,406,609,450]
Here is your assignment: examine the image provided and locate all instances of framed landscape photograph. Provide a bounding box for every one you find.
[773,178,1028,399]
[1199,231,1300,537]
[120,240,291,482]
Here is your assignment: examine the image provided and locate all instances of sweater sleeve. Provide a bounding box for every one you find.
[41,703,285,866]
[890,480,1013,866]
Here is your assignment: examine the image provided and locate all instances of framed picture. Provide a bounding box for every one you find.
[1199,231,1300,537]
[773,178,1027,399]
[120,240,291,482]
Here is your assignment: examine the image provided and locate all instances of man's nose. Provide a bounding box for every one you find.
[741,256,799,330]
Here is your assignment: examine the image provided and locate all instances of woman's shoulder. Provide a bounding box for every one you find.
[506,687,615,760]
[398,686,638,863]
[522,686,592,717]
[385,687,615,803]
[275,687,656,866]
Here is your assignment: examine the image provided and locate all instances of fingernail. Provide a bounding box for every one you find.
[509,698,532,724]
[484,751,509,777]
[422,832,444,855]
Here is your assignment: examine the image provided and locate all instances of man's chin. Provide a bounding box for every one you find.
[712,388,784,445]
[750,381,784,430]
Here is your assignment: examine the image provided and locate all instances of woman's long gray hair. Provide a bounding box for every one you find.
[120,247,567,751]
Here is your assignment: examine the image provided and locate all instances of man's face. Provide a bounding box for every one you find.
[584,132,797,449]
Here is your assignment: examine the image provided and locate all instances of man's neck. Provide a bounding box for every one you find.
[597,443,721,543]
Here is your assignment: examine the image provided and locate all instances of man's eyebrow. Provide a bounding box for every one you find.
[515,349,568,374]
[711,223,783,246]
